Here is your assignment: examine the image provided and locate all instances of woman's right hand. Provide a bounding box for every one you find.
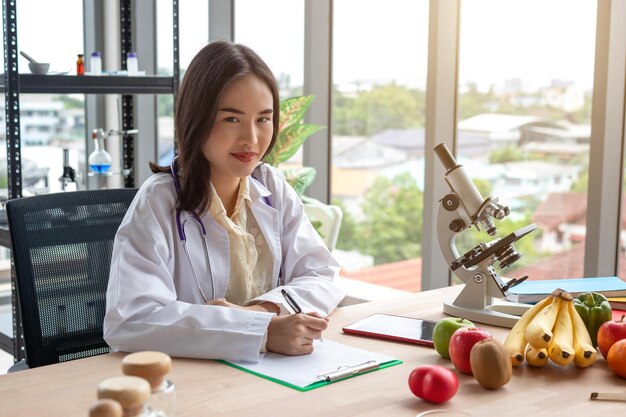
[265,312,329,355]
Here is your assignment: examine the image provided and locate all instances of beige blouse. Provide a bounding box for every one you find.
[208,177,274,306]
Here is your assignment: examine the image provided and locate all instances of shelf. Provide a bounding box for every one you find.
[1,74,175,94]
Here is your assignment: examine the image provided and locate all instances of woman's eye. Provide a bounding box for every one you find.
[224,116,239,123]
[257,117,271,123]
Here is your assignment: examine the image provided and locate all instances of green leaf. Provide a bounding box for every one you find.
[278,96,316,132]
[267,123,324,166]
[265,95,325,167]
[283,167,317,196]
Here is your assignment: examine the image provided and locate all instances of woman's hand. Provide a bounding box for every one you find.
[265,312,329,355]
[206,298,240,308]
[206,298,280,314]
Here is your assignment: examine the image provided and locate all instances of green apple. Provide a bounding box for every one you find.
[432,317,475,359]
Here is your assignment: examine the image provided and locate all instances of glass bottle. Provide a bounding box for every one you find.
[90,51,102,75]
[88,128,112,174]
[122,351,175,417]
[127,52,139,75]
[98,376,155,417]
[76,54,85,76]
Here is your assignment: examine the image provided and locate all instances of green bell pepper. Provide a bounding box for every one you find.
[573,292,612,347]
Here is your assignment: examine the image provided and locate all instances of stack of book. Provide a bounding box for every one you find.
[505,276,626,304]
[608,297,626,310]
[608,297,626,321]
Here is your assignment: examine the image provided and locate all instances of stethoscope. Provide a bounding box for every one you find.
[169,157,272,303]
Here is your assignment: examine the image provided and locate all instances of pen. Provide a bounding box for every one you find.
[281,288,302,313]
[280,289,324,342]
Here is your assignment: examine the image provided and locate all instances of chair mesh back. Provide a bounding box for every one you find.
[6,189,137,368]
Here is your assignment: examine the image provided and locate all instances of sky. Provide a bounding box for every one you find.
[8,0,597,91]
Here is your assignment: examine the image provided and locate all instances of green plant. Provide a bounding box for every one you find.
[264,95,324,195]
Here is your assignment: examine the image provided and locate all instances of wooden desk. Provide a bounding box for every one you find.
[1,286,624,416]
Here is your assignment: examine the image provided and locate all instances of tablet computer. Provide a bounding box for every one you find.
[342,313,436,346]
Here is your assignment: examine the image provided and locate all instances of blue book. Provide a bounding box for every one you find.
[505,276,626,303]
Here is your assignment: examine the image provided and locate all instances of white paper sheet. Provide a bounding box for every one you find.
[226,339,399,388]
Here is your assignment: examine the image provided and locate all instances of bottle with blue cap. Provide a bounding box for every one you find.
[90,51,102,75]
[127,52,139,75]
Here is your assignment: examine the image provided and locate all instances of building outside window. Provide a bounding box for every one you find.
[456,0,597,282]
[330,0,429,295]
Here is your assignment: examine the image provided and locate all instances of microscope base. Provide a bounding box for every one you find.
[443,299,531,328]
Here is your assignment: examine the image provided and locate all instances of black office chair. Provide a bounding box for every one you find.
[6,188,137,369]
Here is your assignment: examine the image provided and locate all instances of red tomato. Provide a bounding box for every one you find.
[408,365,459,404]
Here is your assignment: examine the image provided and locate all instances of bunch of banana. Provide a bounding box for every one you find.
[504,288,597,368]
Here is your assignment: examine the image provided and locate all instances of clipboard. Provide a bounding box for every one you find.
[220,339,402,392]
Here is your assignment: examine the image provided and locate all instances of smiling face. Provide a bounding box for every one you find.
[202,73,275,191]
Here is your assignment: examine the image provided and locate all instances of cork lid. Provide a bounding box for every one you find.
[122,351,172,389]
[97,376,150,414]
[89,399,123,417]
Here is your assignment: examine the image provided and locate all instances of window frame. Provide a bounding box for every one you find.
[124,0,626,289]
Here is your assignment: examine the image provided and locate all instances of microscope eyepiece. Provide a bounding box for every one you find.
[434,143,458,172]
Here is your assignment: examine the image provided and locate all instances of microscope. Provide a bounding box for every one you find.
[434,143,536,328]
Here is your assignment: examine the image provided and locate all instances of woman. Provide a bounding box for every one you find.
[104,41,344,362]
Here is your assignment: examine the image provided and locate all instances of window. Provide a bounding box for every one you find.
[5,2,85,194]
[235,0,305,100]
[0,0,85,196]
[156,0,210,165]
[456,0,597,280]
[235,0,305,169]
[331,0,429,294]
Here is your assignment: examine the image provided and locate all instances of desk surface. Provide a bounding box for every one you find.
[1,286,624,417]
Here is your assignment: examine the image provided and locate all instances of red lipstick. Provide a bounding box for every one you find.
[231,152,257,163]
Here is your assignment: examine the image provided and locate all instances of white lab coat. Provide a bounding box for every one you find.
[104,163,344,362]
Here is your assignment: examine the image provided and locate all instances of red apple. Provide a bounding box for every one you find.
[597,315,626,359]
[448,327,493,375]
[408,365,458,404]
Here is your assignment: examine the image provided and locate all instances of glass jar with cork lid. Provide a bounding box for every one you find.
[97,375,153,417]
[122,351,175,417]
[89,399,124,417]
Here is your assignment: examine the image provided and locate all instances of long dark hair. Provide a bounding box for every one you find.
[150,40,280,215]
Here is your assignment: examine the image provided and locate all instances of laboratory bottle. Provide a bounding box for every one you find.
[88,128,112,174]
[89,399,123,417]
[98,375,155,417]
[122,351,175,417]
[90,51,102,75]
[77,54,85,76]
[127,52,139,75]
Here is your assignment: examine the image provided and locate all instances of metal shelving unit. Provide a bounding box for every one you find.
[1,74,176,94]
[0,0,180,362]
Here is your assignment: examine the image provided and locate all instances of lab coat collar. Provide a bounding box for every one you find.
[249,166,272,201]
[249,168,282,286]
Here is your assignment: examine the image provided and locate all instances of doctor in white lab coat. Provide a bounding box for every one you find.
[103,41,344,363]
